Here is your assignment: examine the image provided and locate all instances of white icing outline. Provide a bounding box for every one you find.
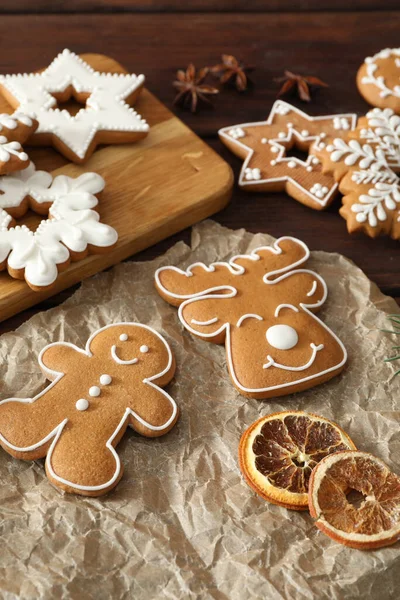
[236,314,263,327]
[307,281,318,297]
[218,100,357,207]
[0,49,149,161]
[0,323,177,493]
[111,345,138,365]
[274,303,299,317]
[263,343,324,370]
[190,317,218,326]
[361,48,400,99]
[155,238,347,394]
[155,236,311,300]
[0,137,28,164]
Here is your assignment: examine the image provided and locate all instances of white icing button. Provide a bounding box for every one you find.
[266,324,299,350]
[140,345,149,353]
[301,130,309,137]
[100,374,112,385]
[119,333,128,341]
[76,399,89,411]
[89,386,101,397]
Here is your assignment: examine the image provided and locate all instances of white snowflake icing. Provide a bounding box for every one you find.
[0,136,28,163]
[0,49,149,160]
[358,108,400,170]
[0,164,118,288]
[326,138,388,170]
[351,178,400,227]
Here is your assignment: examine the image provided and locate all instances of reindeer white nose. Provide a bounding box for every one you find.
[266,324,298,350]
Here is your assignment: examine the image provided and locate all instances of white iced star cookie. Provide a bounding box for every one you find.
[0,49,149,164]
[218,101,357,210]
[0,163,118,290]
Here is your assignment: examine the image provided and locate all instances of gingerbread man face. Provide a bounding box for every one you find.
[0,323,178,496]
[156,238,347,399]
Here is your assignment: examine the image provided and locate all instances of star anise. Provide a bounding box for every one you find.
[210,54,252,92]
[275,70,328,102]
[173,64,219,113]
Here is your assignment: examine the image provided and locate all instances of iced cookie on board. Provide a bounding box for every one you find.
[239,411,356,510]
[155,237,347,400]
[0,164,118,290]
[0,113,38,175]
[218,101,357,210]
[312,107,400,239]
[0,49,149,164]
[0,323,178,496]
[357,48,400,113]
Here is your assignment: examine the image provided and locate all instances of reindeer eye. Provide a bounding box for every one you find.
[266,324,298,350]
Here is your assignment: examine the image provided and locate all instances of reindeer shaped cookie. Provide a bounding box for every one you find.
[0,323,178,496]
[155,237,347,399]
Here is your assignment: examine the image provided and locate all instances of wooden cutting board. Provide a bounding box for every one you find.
[0,53,233,322]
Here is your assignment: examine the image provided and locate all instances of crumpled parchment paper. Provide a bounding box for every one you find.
[0,220,399,600]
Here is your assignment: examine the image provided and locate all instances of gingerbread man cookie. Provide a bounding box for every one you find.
[0,49,149,164]
[0,163,118,290]
[313,107,400,238]
[218,101,357,210]
[0,323,178,496]
[0,112,38,175]
[155,237,347,400]
[357,48,400,113]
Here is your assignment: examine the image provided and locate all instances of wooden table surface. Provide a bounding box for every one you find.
[0,1,399,333]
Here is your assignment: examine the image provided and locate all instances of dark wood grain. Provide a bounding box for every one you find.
[0,11,399,334]
[1,1,399,13]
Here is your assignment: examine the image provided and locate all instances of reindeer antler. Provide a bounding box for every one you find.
[155,237,310,306]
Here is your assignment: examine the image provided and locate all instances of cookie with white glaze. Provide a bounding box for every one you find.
[218,101,357,210]
[0,49,149,164]
[0,113,38,175]
[0,163,118,290]
[312,107,400,239]
[0,323,178,496]
[155,237,347,400]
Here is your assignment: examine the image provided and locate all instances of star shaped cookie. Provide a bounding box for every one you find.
[219,101,357,210]
[0,49,149,164]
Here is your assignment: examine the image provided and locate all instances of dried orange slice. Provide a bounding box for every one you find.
[309,451,400,549]
[239,411,356,510]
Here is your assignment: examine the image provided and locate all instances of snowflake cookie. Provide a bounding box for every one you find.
[0,323,178,495]
[0,163,118,290]
[0,49,149,164]
[0,112,38,175]
[313,107,400,238]
[356,48,400,113]
[155,236,347,399]
[218,101,357,210]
